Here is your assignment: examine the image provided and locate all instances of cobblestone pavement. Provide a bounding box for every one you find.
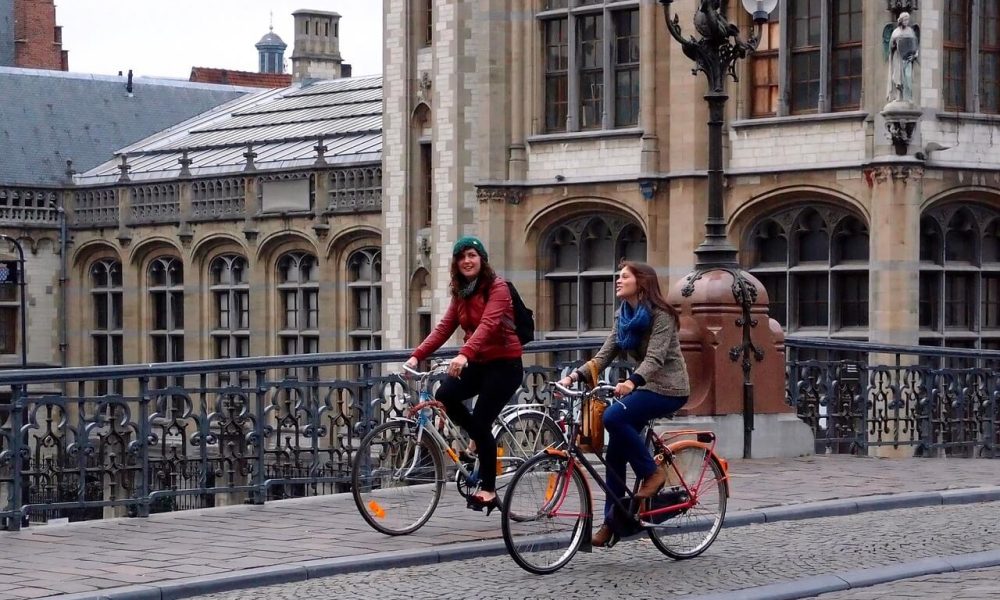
[191,501,1000,600]
[812,566,1000,600]
[1,455,999,599]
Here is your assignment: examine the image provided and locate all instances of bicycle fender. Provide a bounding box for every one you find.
[491,409,551,437]
[664,439,730,496]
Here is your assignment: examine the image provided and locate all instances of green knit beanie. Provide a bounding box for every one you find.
[452,236,488,262]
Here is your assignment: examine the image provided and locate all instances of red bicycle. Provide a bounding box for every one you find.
[500,381,730,574]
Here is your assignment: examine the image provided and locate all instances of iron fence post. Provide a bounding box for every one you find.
[9,384,25,531]
[252,369,267,505]
[359,361,375,438]
[137,376,151,517]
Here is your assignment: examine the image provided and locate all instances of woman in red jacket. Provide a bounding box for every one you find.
[404,236,523,514]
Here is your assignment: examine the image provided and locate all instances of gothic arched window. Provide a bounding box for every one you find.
[545,214,646,335]
[149,256,184,390]
[919,204,1000,352]
[91,258,123,394]
[745,205,869,334]
[348,248,382,351]
[210,254,250,363]
[277,252,319,356]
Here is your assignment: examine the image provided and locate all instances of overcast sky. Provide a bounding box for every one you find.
[56,1,383,80]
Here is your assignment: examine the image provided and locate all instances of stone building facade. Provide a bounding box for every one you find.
[382,0,1000,357]
[61,76,383,380]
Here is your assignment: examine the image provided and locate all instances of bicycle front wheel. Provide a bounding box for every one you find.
[648,445,727,559]
[501,453,590,575]
[495,411,566,478]
[352,420,445,536]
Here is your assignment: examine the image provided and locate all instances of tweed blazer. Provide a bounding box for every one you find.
[574,305,690,397]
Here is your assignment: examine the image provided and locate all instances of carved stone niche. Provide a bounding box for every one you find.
[887,0,918,18]
[415,227,432,270]
[881,104,922,156]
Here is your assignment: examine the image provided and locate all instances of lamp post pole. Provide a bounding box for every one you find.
[659,0,774,458]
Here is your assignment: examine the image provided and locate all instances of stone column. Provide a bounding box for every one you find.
[508,0,527,181]
[865,163,923,457]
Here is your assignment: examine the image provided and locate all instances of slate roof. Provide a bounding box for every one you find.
[0,67,256,186]
[189,67,292,89]
[76,75,382,185]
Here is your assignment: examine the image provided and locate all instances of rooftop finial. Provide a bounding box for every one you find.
[269,10,274,31]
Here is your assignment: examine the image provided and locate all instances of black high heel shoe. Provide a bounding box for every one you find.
[467,493,502,516]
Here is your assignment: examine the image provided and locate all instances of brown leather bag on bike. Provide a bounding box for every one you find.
[576,360,606,453]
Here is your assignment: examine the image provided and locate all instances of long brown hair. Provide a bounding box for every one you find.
[449,251,497,298]
[620,261,680,326]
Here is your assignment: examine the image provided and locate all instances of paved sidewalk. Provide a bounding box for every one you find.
[0,455,998,599]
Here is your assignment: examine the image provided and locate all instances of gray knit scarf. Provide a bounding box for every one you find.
[458,278,479,299]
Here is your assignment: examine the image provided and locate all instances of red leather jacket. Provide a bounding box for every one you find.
[412,276,523,363]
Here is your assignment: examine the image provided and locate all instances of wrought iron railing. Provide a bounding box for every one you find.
[0,340,601,530]
[5,336,998,529]
[786,338,1000,458]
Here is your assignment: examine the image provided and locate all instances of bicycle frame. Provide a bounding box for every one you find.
[394,364,562,484]
[543,383,728,534]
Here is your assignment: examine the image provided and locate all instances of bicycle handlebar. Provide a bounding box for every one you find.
[402,364,427,378]
[548,381,617,398]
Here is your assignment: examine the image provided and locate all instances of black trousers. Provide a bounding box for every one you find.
[434,358,524,492]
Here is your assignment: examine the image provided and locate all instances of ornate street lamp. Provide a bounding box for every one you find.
[660,0,779,459]
[659,0,775,266]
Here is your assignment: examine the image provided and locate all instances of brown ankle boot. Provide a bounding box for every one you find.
[636,463,667,498]
[592,524,614,547]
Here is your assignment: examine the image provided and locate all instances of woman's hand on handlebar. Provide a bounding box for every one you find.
[614,380,636,397]
[447,354,469,378]
[557,375,573,388]
[403,357,419,376]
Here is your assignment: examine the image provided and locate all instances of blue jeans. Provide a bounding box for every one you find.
[602,390,687,521]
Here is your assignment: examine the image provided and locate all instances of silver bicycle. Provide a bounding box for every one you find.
[351,361,566,535]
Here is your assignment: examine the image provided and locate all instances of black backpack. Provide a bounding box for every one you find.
[506,282,535,346]
[487,280,535,345]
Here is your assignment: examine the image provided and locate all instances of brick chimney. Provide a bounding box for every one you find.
[12,0,68,70]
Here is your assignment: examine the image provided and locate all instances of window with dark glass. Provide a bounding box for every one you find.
[420,142,433,227]
[613,10,640,127]
[981,2,1000,113]
[545,217,646,335]
[348,248,382,352]
[831,0,862,111]
[746,207,869,335]
[149,257,184,390]
[540,2,639,132]
[277,252,319,358]
[424,0,433,46]
[750,11,780,117]
[943,1,1000,114]
[210,255,250,385]
[544,18,569,132]
[919,206,1000,350]
[91,259,124,395]
[788,0,821,114]
[944,0,969,111]
[754,1,865,117]
[0,283,16,355]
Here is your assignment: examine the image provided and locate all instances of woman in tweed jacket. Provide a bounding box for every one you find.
[558,261,690,547]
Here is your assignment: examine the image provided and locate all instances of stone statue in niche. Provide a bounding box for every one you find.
[884,12,920,106]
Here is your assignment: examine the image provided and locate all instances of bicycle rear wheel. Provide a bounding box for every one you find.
[352,421,445,535]
[647,445,727,559]
[501,453,590,575]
